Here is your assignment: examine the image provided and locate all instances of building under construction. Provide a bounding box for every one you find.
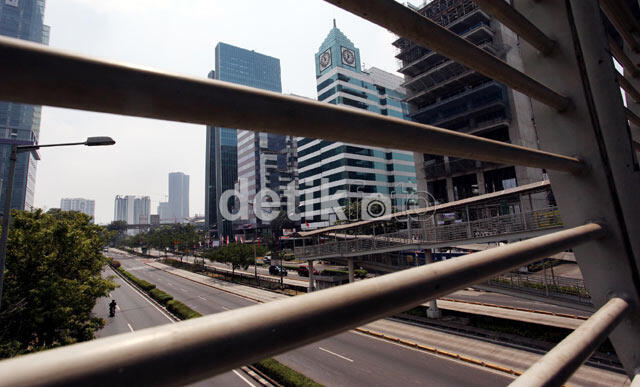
[393,0,545,206]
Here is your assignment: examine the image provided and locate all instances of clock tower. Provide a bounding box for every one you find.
[315,19,361,77]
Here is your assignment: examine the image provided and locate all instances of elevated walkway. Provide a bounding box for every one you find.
[295,207,562,260]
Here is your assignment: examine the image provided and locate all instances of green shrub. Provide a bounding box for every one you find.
[149,288,173,305]
[167,300,202,320]
[320,269,348,277]
[254,358,321,387]
[117,267,156,291]
[354,269,367,278]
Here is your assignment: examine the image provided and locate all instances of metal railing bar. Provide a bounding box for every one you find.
[618,72,640,103]
[323,0,571,111]
[626,107,640,127]
[510,296,630,387]
[634,140,640,153]
[0,223,605,387]
[609,36,640,78]
[0,36,584,174]
[600,0,640,53]
[473,0,555,55]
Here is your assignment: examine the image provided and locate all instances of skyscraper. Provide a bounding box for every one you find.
[298,22,417,229]
[168,172,189,223]
[114,195,150,224]
[205,42,286,238]
[393,0,544,205]
[0,0,50,211]
[60,198,95,221]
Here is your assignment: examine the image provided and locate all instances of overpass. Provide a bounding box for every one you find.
[294,181,561,260]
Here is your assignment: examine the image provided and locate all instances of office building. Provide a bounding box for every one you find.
[60,198,95,220]
[393,0,544,205]
[168,171,189,223]
[205,42,288,237]
[114,195,150,224]
[0,0,49,211]
[298,21,417,229]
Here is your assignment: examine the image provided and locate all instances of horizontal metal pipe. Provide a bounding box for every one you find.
[510,297,630,387]
[626,107,640,127]
[600,0,640,53]
[0,36,584,173]
[618,72,640,103]
[0,223,605,387]
[323,0,570,111]
[473,0,555,55]
[609,36,640,78]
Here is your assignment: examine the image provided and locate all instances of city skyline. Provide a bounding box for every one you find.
[30,0,401,224]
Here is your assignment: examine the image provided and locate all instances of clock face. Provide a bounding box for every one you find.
[319,48,332,72]
[341,47,356,67]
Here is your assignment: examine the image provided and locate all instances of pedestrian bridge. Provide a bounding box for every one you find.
[294,206,563,260]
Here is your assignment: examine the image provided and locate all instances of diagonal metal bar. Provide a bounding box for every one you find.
[0,36,584,173]
[626,107,640,127]
[0,224,605,387]
[609,36,640,78]
[323,0,571,111]
[474,0,555,55]
[618,72,640,103]
[511,297,630,387]
[600,0,640,53]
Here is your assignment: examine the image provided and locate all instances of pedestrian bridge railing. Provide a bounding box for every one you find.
[295,207,563,259]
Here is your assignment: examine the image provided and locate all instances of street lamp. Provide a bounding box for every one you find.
[0,136,116,309]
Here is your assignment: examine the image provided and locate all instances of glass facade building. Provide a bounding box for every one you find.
[0,0,49,211]
[298,23,417,229]
[205,43,289,237]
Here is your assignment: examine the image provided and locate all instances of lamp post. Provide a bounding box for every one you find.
[0,136,115,309]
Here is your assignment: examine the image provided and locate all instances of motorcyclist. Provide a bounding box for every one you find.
[109,299,117,317]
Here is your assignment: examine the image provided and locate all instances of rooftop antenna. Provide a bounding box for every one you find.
[333,18,336,28]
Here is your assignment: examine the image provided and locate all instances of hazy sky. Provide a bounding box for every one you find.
[34,0,403,224]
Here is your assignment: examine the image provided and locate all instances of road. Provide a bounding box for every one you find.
[109,250,515,386]
[93,266,263,386]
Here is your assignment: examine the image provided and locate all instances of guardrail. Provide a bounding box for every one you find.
[0,0,638,385]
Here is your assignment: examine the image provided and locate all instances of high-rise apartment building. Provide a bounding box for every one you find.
[114,195,150,224]
[60,198,95,220]
[168,172,189,223]
[393,0,544,205]
[205,42,289,237]
[298,22,417,229]
[0,0,49,211]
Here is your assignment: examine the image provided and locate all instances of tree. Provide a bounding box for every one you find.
[0,209,116,359]
[204,244,255,279]
[106,220,128,246]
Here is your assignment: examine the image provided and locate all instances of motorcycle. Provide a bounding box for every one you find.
[109,300,117,317]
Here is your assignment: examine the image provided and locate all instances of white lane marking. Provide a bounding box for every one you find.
[113,269,175,323]
[221,306,230,310]
[232,370,256,387]
[167,282,174,287]
[319,347,354,362]
[198,296,207,301]
[127,323,134,333]
[116,305,121,311]
[180,287,187,292]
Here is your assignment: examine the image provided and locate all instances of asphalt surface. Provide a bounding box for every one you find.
[110,250,513,386]
[446,289,592,317]
[93,266,259,387]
